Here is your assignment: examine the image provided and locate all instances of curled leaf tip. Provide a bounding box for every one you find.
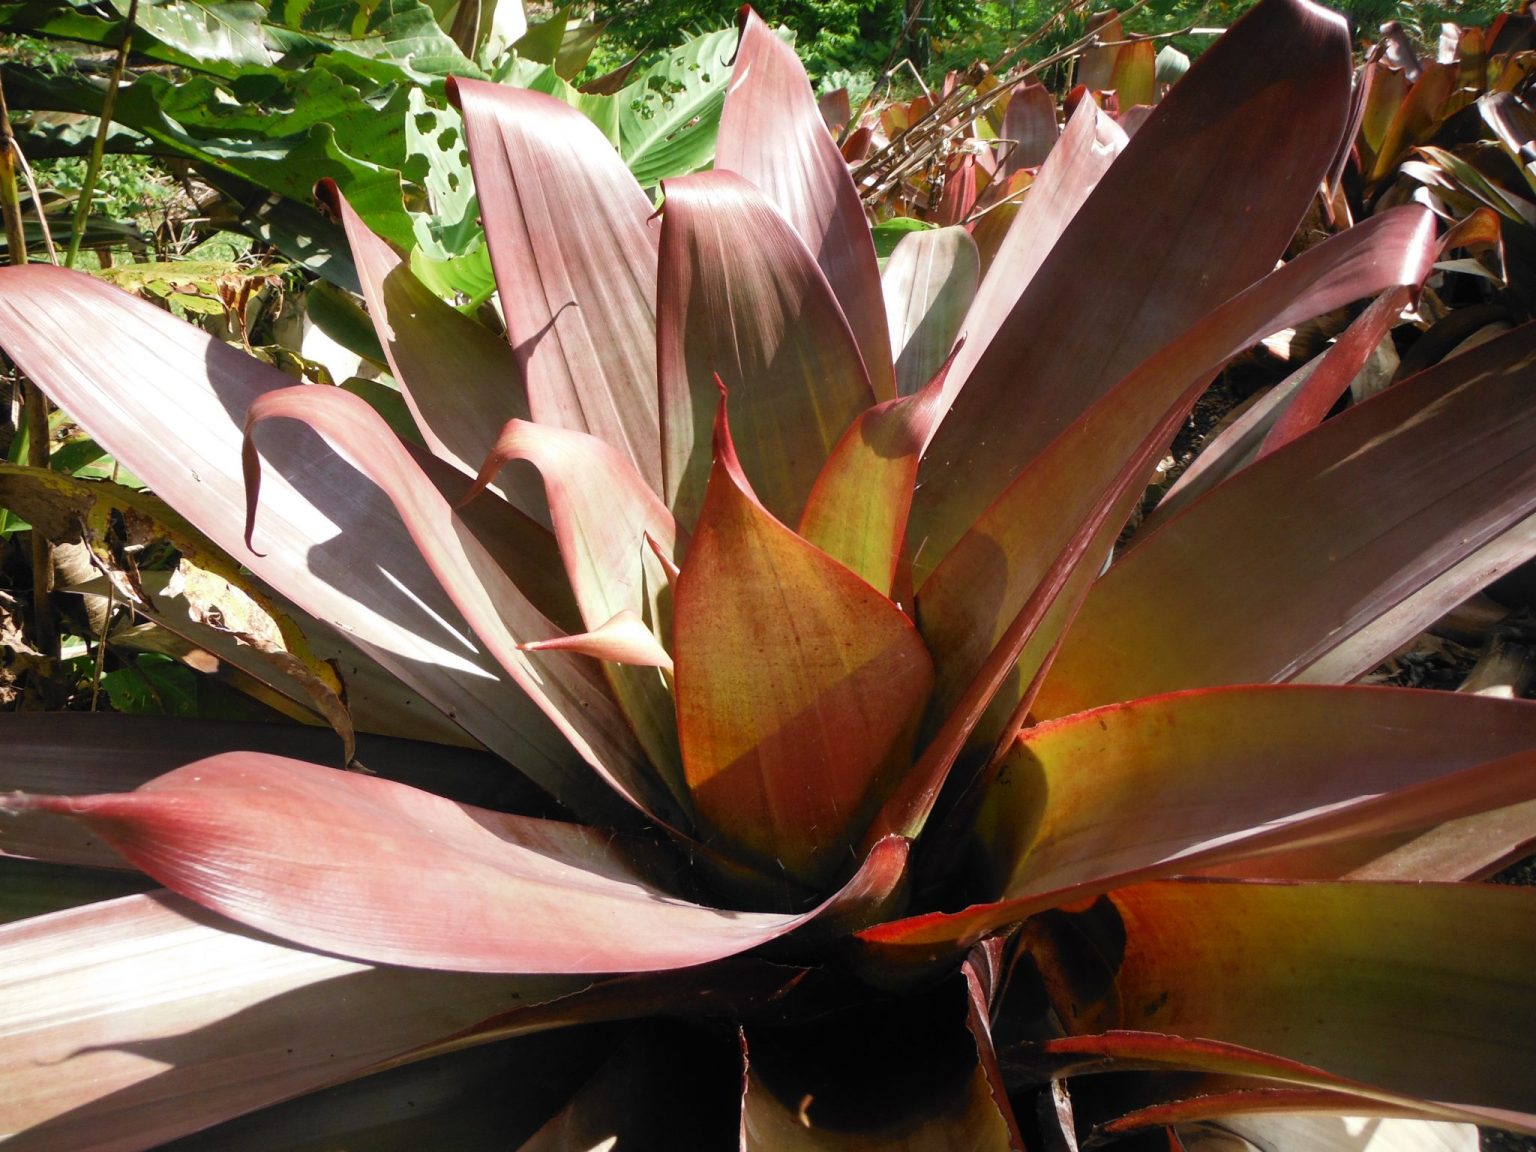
[443,74,464,110]
[645,531,681,582]
[458,418,523,509]
[240,421,269,558]
[708,377,749,489]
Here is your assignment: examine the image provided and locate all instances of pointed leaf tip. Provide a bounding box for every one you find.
[19,754,912,973]
[521,610,674,671]
[675,423,935,885]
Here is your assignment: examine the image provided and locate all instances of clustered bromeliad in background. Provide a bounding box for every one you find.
[3,1,1536,1149]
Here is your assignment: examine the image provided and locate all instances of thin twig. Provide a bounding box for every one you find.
[890,57,933,101]
[65,0,139,268]
[1094,25,1225,47]
[989,0,1094,74]
[13,141,57,264]
[89,581,116,711]
[840,0,930,146]
[853,0,1156,206]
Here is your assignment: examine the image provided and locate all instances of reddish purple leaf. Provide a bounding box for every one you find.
[1001,82,1058,175]
[1035,319,1536,720]
[1256,287,1414,457]
[1344,799,1536,881]
[314,179,545,520]
[4,754,903,973]
[657,170,875,530]
[242,384,675,824]
[450,79,662,491]
[0,892,584,1152]
[973,685,1536,901]
[934,98,1124,441]
[0,715,548,870]
[716,8,895,400]
[913,0,1353,578]
[858,684,1536,963]
[0,265,619,822]
[888,208,1437,837]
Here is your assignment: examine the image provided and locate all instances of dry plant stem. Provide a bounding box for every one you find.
[1095,26,1226,48]
[64,0,139,269]
[14,144,56,264]
[0,75,59,659]
[88,581,115,711]
[991,0,1095,72]
[840,0,931,147]
[852,0,1153,204]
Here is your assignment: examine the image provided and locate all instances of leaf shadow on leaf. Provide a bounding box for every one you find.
[0,892,585,1152]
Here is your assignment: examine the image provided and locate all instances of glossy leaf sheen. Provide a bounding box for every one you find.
[1095,880,1536,1109]
[716,9,894,400]
[1036,320,1536,718]
[1000,82,1058,174]
[8,754,898,973]
[858,683,1536,957]
[895,207,1437,834]
[1255,287,1414,458]
[881,226,980,399]
[798,365,950,598]
[0,715,546,870]
[451,79,662,491]
[914,0,1352,577]
[243,385,673,824]
[0,892,581,1152]
[0,265,615,820]
[657,170,874,530]
[975,685,1536,899]
[674,408,934,886]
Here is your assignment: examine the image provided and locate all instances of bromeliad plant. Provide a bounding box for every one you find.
[5,0,1536,1148]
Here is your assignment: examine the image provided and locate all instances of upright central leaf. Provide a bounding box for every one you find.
[657,170,875,532]
[674,403,933,889]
